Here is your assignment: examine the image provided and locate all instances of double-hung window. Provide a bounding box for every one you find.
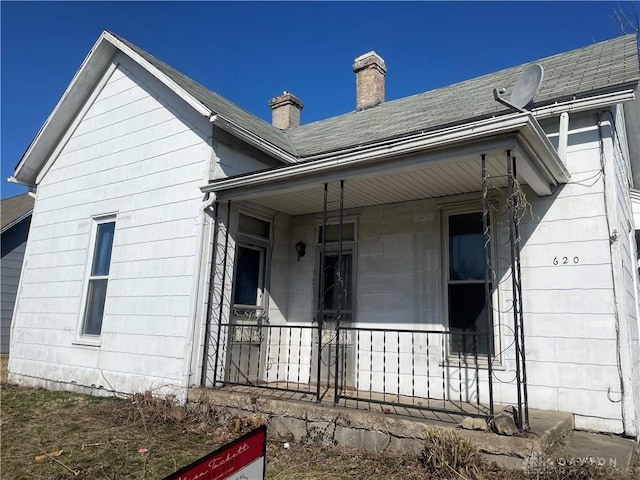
[446,211,493,356]
[81,218,116,337]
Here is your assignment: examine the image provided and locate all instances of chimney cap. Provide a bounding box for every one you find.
[268,91,304,110]
[352,51,387,74]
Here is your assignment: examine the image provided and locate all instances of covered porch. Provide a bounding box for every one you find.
[198,113,569,430]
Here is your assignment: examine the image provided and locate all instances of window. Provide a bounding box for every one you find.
[233,245,265,307]
[233,214,270,316]
[446,212,492,356]
[81,218,116,336]
[317,221,356,322]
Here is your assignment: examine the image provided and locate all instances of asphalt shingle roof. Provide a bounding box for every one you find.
[1,193,34,232]
[288,34,640,156]
[113,34,298,155]
[114,33,639,159]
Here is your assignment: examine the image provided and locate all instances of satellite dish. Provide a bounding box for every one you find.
[510,64,544,109]
[493,63,544,112]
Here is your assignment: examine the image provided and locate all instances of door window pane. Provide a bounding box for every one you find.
[321,252,352,311]
[234,246,263,306]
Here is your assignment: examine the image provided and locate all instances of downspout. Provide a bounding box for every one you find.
[558,112,569,163]
[183,192,218,395]
[598,111,637,437]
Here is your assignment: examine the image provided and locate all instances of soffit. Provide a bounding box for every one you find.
[226,151,515,216]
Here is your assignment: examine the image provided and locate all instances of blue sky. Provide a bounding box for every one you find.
[1,1,637,199]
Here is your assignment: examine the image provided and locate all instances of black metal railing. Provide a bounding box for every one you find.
[213,322,319,396]
[333,326,491,416]
[211,322,493,417]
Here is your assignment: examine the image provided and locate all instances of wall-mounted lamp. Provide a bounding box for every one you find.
[295,241,306,261]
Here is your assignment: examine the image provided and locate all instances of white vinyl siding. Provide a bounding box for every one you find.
[9,53,212,399]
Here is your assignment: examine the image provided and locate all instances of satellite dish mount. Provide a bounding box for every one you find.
[493,63,544,113]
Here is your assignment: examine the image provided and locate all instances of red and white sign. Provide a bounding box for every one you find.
[163,426,266,480]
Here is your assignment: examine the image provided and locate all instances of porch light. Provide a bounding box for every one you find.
[295,241,306,261]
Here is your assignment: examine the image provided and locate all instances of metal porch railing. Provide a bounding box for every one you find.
[210,322,493,417]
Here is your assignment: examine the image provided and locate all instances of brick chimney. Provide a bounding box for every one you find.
[268,92,304,129]
[352,51,387,111]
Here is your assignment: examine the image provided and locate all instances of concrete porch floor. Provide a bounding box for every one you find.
[188,385,574,460]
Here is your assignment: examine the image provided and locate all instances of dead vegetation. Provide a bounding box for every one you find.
[1,356,637,479]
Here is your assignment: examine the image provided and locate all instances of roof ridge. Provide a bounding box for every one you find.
[293,34,640,132]
[110,31,298,156]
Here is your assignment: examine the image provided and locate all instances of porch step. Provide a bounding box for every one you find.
[188,387,573,459]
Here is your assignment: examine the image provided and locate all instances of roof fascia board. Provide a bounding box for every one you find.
[112,33,295,164]
[203,113,565,197]
[35,60,119,186]
[521,114,570,182]
[210,115,297,164]
[213,137,518,202]
[16,31,293,184]
[1,211,33,235]
[14,33,117,185]
[532,89,636,119]
[514,135,557,196]
[106,33,212,118]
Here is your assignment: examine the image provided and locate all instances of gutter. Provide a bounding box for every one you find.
[210,115,297,164]
[201,90,635,195]
[532,90,636,119]
[7,176,36,189]
[202,112,568,194]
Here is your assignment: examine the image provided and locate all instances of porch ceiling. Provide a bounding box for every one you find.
[204,113,570,216]
[236,151,511,216]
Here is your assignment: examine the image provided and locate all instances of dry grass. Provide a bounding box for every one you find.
[1,355,636,479]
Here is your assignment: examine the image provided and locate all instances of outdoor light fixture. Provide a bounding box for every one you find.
[295,241,306,261]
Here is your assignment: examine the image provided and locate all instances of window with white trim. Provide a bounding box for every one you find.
[81,218,116,336]
[233,214,270,318]
[446,211,493,356]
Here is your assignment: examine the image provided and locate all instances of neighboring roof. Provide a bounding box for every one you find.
[1,194,34,233]
[12,32,640,185]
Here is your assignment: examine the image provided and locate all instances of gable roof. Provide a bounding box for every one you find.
[12,32,639,186]
[110,33,297,155]
[1,194,34,233]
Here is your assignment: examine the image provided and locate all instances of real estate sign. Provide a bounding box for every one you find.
[162,425,266,480]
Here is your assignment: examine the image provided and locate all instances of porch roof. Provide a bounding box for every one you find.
[201,113,569,216]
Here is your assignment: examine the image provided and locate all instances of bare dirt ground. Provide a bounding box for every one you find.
[1,356,636,480]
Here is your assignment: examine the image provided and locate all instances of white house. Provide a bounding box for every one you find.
[8,31,640,439]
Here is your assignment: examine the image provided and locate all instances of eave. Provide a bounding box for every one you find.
[202,112,569,210]
[12,31,293,187]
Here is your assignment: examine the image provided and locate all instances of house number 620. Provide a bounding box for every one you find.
[553,256,579,265]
